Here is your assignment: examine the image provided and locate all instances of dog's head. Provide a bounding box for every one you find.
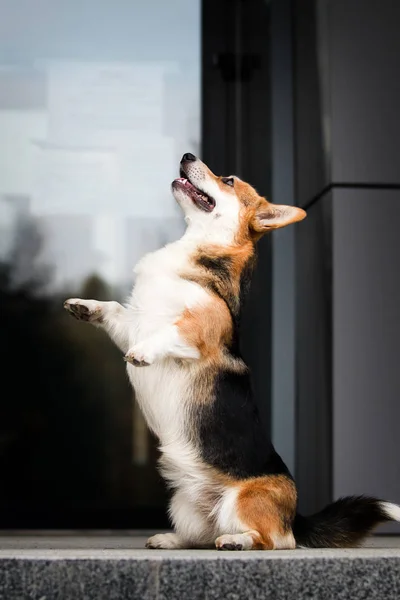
[172,153,306,244]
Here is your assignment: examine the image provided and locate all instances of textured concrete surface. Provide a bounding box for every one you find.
[0,535,399,599]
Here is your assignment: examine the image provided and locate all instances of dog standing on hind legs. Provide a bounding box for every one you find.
[64,153,400,550]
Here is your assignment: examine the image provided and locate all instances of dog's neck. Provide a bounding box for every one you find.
[179,218,239,248]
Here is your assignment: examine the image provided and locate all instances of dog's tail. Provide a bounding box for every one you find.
[293,496,400,548]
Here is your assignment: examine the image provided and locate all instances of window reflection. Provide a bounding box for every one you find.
[0,0,200,526]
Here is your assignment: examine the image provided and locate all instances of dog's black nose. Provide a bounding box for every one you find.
[181,152,196,163]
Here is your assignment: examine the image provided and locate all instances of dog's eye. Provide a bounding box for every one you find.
[222,177,234,187]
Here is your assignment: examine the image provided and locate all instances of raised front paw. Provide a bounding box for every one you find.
[64,298,103,323]
[124,343,152,367]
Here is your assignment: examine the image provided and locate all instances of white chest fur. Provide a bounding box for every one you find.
[130,241,206,336]
[125,240,207,445]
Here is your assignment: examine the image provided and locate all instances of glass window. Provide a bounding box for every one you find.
[0,0,200,527]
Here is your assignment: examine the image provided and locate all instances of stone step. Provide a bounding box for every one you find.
[0,536,399,600]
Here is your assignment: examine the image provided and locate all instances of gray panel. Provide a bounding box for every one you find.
[270,0,296,474]
[293,0,400,198]
[296,193,333,515]
[333,188,400,531]
[330,0,400,183]
[293,0,329,207]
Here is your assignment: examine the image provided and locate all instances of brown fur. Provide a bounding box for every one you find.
[210,172,305,242]
[168,159,305,549]
[236,475,297,549]
[179,168,304,324]
[173,171,301,544]
[176,296,232,361]
[196,244,254,310]
[209,173,271,243]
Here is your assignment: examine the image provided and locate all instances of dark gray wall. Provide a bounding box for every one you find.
[333,190,400,531]
[296,193,333,514]
[270,0,296,475]
[329,1,400,183]
[293,0,400,522]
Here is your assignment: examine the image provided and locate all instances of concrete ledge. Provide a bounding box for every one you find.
[0,536,399,600]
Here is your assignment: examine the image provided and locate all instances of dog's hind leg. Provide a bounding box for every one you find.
[64,298,131,353]
[214,476,297,551]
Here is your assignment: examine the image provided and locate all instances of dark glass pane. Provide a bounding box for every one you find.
[0,0,200,528]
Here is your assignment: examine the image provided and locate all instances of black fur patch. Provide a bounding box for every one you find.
[197,255,233,287]
[195,368,292,479]
[229,254,256,356]
[196,254,239,317]
[238,253,255,301]
[293,496,390,548]
[196,252,256,357]
[194,250,285,479]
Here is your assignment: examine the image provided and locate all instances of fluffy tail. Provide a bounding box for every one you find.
[293,496,400,548]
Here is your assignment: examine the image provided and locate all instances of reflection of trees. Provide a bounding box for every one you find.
[6,215,51,292]
[0,217,166,526]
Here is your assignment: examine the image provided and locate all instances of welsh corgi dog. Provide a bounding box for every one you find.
[64,153,400,550]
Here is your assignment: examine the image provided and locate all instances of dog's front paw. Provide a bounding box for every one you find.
[146,533,184,549]
[64,299,103,322]
[124,343,153,367]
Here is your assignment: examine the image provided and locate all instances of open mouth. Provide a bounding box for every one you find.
[173,171,215,212]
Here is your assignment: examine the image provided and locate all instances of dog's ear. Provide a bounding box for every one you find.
[251,202,306,233]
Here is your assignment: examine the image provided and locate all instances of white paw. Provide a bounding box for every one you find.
[215,533,250,551]
[64,298,103,322]
[145,533,183,549]
[124,342,154,367]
